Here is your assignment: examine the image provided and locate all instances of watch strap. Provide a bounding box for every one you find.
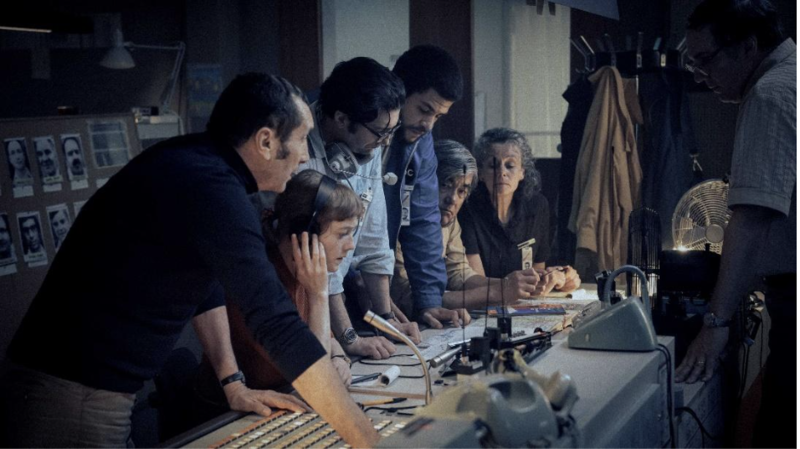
[220,371,246,388]
[378,311,396,321]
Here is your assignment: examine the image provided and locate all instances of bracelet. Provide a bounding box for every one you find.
[219,370,246,388]
[378,311,396,321]
[332,354,351,365]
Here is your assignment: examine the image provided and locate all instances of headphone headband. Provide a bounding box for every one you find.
[307,175,338,234]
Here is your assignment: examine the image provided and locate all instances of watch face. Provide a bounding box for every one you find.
[343,328,358,344]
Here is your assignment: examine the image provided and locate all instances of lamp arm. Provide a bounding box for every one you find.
[125,42,185,114]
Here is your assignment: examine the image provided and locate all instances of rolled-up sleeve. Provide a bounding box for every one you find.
[729,87,796,216]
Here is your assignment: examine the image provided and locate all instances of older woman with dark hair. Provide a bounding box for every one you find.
[459,128,580,296]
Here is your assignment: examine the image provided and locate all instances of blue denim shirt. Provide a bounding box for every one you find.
[384,132,446,312]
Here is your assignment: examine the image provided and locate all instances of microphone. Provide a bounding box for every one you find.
[364,311,432,405]
[383,172,398,185]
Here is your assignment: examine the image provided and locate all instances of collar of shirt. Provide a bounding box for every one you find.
[206,133,259,194]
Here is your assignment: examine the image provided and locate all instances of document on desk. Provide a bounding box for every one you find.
[419,315,565,361]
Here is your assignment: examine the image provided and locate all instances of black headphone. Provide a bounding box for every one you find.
[307,175,338,235]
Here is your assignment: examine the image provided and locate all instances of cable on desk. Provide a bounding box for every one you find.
[656,343,676,449]
[676,406,722,448]
[363,405,418,415]
[398,373,425,379]
[357,354,423,367]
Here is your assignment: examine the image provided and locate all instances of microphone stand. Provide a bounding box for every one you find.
[364,311,432,405]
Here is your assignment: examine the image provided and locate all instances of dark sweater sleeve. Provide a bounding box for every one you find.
[194,282,226,316]
[167,167,326,383]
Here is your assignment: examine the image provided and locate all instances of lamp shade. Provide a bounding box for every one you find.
[100,29,136,69]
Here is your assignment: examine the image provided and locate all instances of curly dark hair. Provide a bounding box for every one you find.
[472,127,541,201]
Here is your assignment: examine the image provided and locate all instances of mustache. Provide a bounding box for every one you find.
[405,126,427,134]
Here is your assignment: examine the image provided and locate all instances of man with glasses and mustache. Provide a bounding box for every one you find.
[676,1,795,447]
[289,57,421,359]
[384,45,471,329]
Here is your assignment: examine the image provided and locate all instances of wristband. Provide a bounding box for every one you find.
[219,370,246,388]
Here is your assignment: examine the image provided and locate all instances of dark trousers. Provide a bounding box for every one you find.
[753,273,797,448]
[0,362,136,448]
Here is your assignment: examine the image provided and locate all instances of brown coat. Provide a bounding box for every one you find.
[568,66,642,273]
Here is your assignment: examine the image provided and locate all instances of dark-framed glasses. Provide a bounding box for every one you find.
[685,46,726,75]
[358,120,402,142]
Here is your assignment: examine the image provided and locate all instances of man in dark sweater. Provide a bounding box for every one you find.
[0,73,379,448]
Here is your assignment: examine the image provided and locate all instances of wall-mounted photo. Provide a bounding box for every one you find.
[73,200,88,218]
[4,137,34,198]
[33,136,64,191]
[60,134,89,190]
[0,212,17,266]
[88,119,131,168]
[17,211,48,266]
[0,212,17,276]
[46,204,72,251]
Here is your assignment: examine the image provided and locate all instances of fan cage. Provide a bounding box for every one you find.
[672,179,732,255]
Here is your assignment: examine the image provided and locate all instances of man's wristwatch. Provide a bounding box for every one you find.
[338,327,359,346]
[703,312,732,328]
[379,311,396,321]
[219,370,246,388]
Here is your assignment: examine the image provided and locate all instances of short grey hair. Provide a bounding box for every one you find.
[472,127,541,200]
[434,139,478,191]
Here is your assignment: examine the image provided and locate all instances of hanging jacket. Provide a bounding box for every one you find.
[556,75,594,265]
[568,66,643,273]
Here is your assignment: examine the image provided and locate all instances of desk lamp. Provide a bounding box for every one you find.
[100,29,185,116]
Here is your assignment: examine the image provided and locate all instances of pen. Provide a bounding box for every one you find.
[351,373,381,385]
[359,398,407,407]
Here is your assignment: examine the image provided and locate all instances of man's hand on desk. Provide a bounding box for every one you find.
[223,381,311,416]
[419,306,471,329]
[675,327,729,383]
[557,266,581,293]
[534,269,564,296]
[346,335,397,359]
[331,357,352,387]
[387,316,422,344]
[383,304,422,343]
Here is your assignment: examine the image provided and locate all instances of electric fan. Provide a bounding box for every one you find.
[672,179,732,254]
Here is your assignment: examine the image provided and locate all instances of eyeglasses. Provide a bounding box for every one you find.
[357,120,402,142]
[685,46,725,75]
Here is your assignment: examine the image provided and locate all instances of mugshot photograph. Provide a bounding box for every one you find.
[4,138,33,186]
